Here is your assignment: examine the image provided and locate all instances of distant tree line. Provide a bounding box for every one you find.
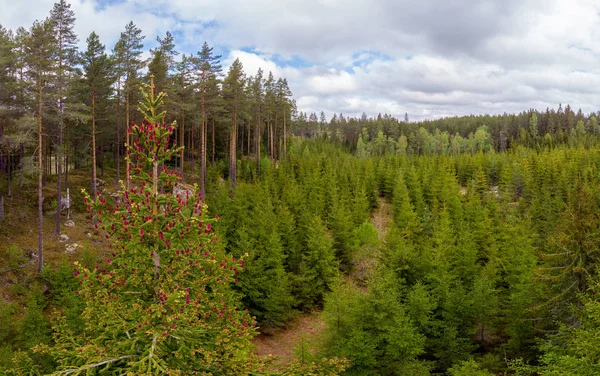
[291,105,599,155]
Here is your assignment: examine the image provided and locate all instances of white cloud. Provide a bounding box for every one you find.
[308,70,357,95]
[2,0,600,121]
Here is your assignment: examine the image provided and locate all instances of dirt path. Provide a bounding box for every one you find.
[252,197,393,368]
[253,313,325,367]
[371,196,392,241]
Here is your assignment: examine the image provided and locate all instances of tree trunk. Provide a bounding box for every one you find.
[64,123,69,189]
[247,120,251,159]
[7,142,11,197]
[38,76,44,273]
[19,144,23,188]
[211,117,215,167]
[100,143,105,178]
[55,117,63,235]
[200,78,206,200]
[270,122,274,161]
[283,108,287,160]
[125,91,130,190]
[177,110,185,181]
[274,115,278,161]
[201,117,206,200]
[267,119,271,159]
[91,93,97,205]
[240,122,244,156]
[42,135,47,187]
[190,120,195,174]
[229,113,237,190]
[256,103,261,177]
[116,79,121,184]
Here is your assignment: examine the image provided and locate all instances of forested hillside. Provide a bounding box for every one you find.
[2,1,600,375]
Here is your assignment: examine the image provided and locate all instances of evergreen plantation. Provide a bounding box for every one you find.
[2,1,600,375]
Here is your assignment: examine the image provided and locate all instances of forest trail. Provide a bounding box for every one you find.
[252,196,393,367]
[371,196,392,241]
[253,313,326,368]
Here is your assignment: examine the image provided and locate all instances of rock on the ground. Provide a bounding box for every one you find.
[110,191,123,204]
[65,243,79,253]
[65,219,75,227]
[173,184,195,199]
[59,234,69,242]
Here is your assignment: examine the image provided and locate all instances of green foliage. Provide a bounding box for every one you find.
[1,244,28,273]
[42,259,84,333]
[17,286,50,350]
[43,84,261,374]
[537,282,600,376]
[222,183,294,329]
[448,359,495,376]
[282,356,350,375]
[296,215,338,308]
[322,274,425,375]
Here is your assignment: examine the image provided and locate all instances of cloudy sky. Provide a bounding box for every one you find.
[2,0,600,121]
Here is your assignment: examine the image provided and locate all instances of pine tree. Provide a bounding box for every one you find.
[80,32,113,206]
[297,215,337,307]
[250,68,264,176]
[169,54,193,178]
[529,112,538,147]
[0,26,17,197]
[536,182,600,328]
[115,22,145,190]
[49,0,78,236]
[392,171,419,236]
[264,72,276,160]
[195,42,222,197]
[222,58,245,190]
[25,18,56,273]
[539,281,600,376]
[147,31,177,95]
[277,78,292,160]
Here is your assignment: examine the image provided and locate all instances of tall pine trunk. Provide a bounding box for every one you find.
[7,141,11,197]
[91,93,97,205]
[180,111,185,180]
[283,108,287,160]
[64,123,69,189]
[247,120,251,160]
[229,113,237,190]
[274,113,278,161]
[201,118,206,200]
[19,144,24,188]
[211,117,215,167]
[125,89,130,190]
[55,114,63,235]
[55,34,65,236]
[200,78,206,200]
[256,102,261,177]
[115,80,121,184]
[189,120,194,174]
[37,72,44,273]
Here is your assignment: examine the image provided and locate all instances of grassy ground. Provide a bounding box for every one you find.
[0,168,117,300]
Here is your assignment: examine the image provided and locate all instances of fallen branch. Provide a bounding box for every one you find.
[55,355,135,375]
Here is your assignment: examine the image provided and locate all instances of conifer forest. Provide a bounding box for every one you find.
[2,1,600,375]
